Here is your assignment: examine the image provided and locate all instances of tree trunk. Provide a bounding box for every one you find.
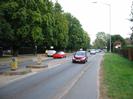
[12,46,19,56]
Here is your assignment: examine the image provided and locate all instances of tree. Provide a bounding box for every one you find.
[65,13,90,51]
[41,0,54,49]
[130,1,133,44]
[108,35,125,52]
[52,2,68,50]
[81,31,90,50]
[93,32,108,49]
[0,0,45,55]
[0,0,90,54]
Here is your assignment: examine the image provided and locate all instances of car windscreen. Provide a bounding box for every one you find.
[57,52,64,54]
[75,51,85,56]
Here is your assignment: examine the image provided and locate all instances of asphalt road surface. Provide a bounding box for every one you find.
[0,52,104,99]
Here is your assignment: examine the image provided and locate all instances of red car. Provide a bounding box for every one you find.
[53,51,66,58]
[72,51,88,63]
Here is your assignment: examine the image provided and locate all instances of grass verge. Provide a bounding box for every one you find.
[101,53,133,99]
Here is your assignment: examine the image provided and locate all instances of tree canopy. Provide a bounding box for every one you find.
[108,34,125,52]
[0,0,90,55]
[93,32,108,49]
[65,13,90,51]
[130,1,133,43]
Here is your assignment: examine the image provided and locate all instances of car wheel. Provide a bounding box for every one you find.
[83,61,86,64]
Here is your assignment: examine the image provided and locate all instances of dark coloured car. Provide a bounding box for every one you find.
[72,51,88,63]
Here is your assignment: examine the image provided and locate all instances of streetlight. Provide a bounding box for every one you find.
[91,1,112,52]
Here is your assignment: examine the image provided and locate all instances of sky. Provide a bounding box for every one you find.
[52,0,133,44]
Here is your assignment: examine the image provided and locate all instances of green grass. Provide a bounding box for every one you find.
[103,53,133,99]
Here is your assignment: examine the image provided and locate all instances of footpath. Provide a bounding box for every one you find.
[0,53,72,88]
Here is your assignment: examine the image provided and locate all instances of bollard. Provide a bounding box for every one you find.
[11,57,18,70]
[37,54,42,65]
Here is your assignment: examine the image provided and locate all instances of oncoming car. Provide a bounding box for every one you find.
[72,51,88,63]
[90,49,96,55]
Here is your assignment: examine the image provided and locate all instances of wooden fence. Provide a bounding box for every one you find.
[114,48,133,61]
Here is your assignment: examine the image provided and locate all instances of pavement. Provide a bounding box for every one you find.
[0,53,72,88]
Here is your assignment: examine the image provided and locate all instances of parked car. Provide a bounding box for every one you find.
[47,50,56,57]
[90,49,96,55]
[72,51,88,63]
[53,51,66,58]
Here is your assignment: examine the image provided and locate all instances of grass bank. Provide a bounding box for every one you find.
[101,53,133,99]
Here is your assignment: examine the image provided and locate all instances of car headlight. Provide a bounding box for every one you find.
[72,57,75,60]
[81,57,85,60]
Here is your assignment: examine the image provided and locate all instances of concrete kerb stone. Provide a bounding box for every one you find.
[0,68,31,75]
[26,64,48,68]
[27,54,48,68]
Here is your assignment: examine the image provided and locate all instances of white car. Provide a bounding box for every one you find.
[90,49,96,55]
[46,50,56,57]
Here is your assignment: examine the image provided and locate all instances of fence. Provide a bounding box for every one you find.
[114,48,133,61]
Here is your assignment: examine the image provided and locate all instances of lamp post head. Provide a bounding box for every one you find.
[91,1,111,6]
[91,2,98,4]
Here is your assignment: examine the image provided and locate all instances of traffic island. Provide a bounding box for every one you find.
[26,63,48,73]
[0,68,31,75]
[26,64,48,68]
[27,54,48,69]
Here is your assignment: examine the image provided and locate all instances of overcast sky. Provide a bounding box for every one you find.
[52,0,133,43]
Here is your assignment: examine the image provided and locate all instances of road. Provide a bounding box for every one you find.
[0,52,104,99]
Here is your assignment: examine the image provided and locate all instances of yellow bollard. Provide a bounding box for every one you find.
[11,57,18,70]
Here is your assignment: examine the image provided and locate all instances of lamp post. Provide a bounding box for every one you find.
[92,2,112,52]
[35,45,37,55]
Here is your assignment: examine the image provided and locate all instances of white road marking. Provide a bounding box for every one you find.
[8,72,37,83]
[55,56,96,99]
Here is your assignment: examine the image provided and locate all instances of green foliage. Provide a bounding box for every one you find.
[123,45,133,48]
[32,26,43,43]
[106,34,125,52]
[130,1,133,44]
[65,13,90,51]
[0,0,90,54]
[0,0,47,55]
[0,19,14,47]
[52,3,69,50]
[103,53,133,99]
[93,32,108,49]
